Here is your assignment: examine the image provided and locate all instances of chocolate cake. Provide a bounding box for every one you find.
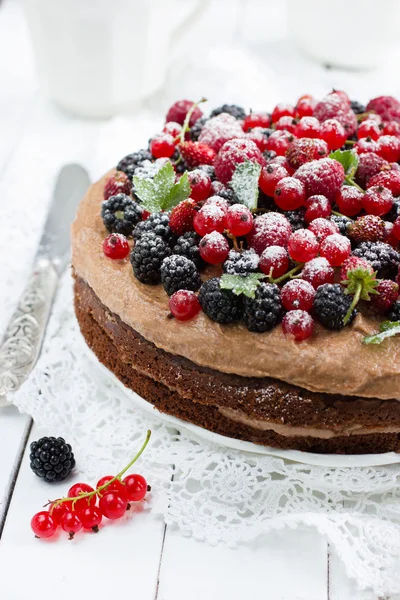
[72,94,400,454]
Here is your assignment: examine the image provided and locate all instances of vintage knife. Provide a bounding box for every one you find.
[0,164,90,401]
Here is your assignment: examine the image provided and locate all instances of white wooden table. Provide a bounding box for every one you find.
[0,1,393,598]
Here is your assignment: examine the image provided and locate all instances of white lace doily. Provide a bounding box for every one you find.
[7,271,400,598]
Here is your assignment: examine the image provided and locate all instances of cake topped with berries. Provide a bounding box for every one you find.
[72,92,400,455]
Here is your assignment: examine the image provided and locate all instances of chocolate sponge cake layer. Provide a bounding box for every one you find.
[74,274,400,454]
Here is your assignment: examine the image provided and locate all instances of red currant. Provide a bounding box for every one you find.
[320,233,351,266]
[383,121,400,137]
[79,506,103,531]
[271,103,295,123]
[362,185,394,216]
[49,501,71,525]
[193,204,226,236]
[122,474,148,502]
[357,119,382,141]
[199,231,230,264]
[321,119,347,150]
[393,217,400,240]
[301,257,335,289]
[187,169,212,202]
[31,511,58,539]
[259,164,289,197]
[295,97,315,119]
[281,279,315,311]
[246,127,269,152]
[203,195,229,214]
[68,483,96,512]
[288,229,319,262]
[150,134,176,159]
[376,135,400,162]
[355,138,379,154]
[103,233,130,260]
[226,204,254,236]
[61,512,82,538]
[163,121,182,138]
[304,195,331,223]
[242,112,271,132]
[247,213,292,253]
[259,246,289,278]
[282,310,314,341]
[169,290,201,321]
[99,491,128,520]
[275,116,297,134]
[308,218,339,242]
[266,130,293,156]
[293,116,321,139]
[274,177,306,211]
[335,186,364,217]
[96,475,127,497]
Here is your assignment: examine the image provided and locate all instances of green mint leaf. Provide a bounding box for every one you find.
[131,176,161,214]
[163,171,191,211]
[329,149,359,178]
[220,273,265,299]
[363,321,400,345]
[230,161,261,211]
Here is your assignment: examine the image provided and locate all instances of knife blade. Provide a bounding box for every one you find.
[0,163,90,399]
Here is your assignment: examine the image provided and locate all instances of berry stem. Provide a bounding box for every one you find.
[356,111,374,122]
[332,210,354,220]
[270,263,304,284]
[344,176,364,193]
[180,97,207,145]
[343,283,361,325]
[225,231,240,252]
[344,140,356,146]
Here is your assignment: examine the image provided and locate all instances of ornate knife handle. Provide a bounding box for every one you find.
[0,259,59,400]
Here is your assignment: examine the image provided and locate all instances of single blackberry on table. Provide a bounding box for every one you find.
[199,277,242,323]
[190,116,207,141]
[30,437,75,483]
[386,198,400,223]
[352,241,400,277]
[172,232,204,269]
[330,214,353,236]
[161,255,201,296]
[283,207,307,231]
[210,104,246,120]
[350,100,366,115]
[130,233,171,284]
[388,300,400,321]
[133,212,175,245]
[313,283,357,330]
[223,249,259,275]
[101,194,143,236]
[243,283,283,333]
[117,149,152,180]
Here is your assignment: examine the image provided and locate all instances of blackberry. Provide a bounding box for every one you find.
[101,194,143,236]
[330,214,353,236]
[215,186,238,204]
[352,241,400,277]
[386,198,400,223]
[388,300,400,321]
[190,116,207,141]
[313,283,357,330]
[263,150,277,161]
[350,100,366,115]
[161,255,201,296]
[117,149,152,180]
[130,233,171,284]
[172,232,204,269]
[243,283,283,333]
[199,277,242,324]
[133,212,175,245]
[210,104,246,120]
[284,207,306,231]
[223,249,259,275]
[197,164,216,181]
[30,436,75,483]
[171,148,189,174]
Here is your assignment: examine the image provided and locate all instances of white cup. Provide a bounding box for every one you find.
[21,0,209,118]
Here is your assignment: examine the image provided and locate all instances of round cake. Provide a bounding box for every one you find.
[72,93,400,454]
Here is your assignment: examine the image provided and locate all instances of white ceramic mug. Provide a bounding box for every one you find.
[21,0,209,118]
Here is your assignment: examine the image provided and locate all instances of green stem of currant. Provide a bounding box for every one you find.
[344,139,356,146]
[356,111,374,122]
[51,430,151,510]
[332,210,354,220]
[343,283,361,325]
[344,175,364,193]
[180,97,207,145]
[270,263,304,285]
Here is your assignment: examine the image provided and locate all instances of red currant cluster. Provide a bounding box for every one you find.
[31,431,151,540]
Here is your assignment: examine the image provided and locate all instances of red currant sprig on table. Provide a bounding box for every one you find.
[31,431,152,540]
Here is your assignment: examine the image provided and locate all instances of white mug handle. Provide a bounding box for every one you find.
[168,0,211,50]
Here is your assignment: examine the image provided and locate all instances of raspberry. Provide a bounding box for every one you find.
[214,138,266,184]
[169,199,197,236]
[301,257,334,289]
[357,119,382,141]
[187,169,212,202]
[294,158,345,202]
[320,233,351,266]
[355,152,390,188]
[281,279,315,311]
[313,283,356,330]
[259,246,289,278]
[193,203,226,236]
[275,116,297,134]
[246,127,271,152]
[199,277,242,323]
[101,194,143,236]
[366,96,400,123]
[367,170,400,196]
[288,229,319,262]
[295,97,315,118]
[335,186,364,216]
[355,138,379,155]
[223,249,259,275]
[304,194,331,223]
[371,279,399,312]
[103,233,130,260]
[308,217,338,242]
[199,231,230,264]
[150,134,176,158]
[339,256,373,282]
[274,177,306,210]
[163,121,182,137]
[282,310,314,341]
[161,255,201,296]
[320,119,347,150]
[285,138,329,170]
[243,112,271,131]
[166,99,203,127]
[179,141,216,168]
[271,103,295,123]
[226,204,254,236]
[362,185,394,216]
[293,116,321,139]
[243,283,283,332]
[210,104,246,120]
[383,121,400,137]
[259,163,289,196]
[130,234,171,284]
[247,212,292,254]
[348,214,386,244]
[198,113,244,153]
[393,217,400,240]
[169,290,201,321]
[314,92,350,121]
[376,135,400,162]
[104,172,131,200]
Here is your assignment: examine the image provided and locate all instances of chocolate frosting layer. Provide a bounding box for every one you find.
[71,171,400,400]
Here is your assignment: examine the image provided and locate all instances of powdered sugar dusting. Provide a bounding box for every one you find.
[199,113,244,153]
